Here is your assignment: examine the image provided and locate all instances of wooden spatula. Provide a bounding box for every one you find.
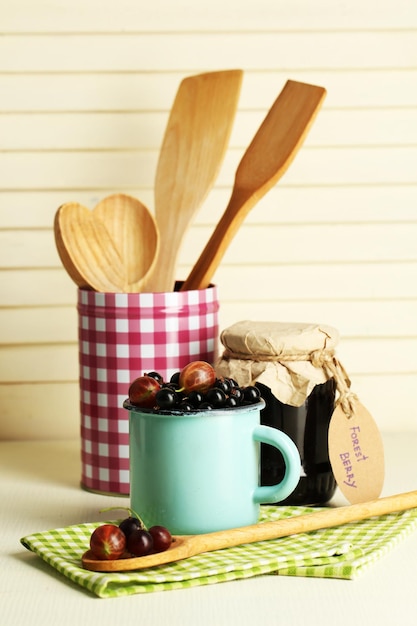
[143,69,243,292]
[180,80,326,292]
[82,490,417,572]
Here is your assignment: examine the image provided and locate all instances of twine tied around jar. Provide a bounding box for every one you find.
[221,347,357,418]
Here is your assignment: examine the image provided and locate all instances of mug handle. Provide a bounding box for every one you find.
[252,425,301,504]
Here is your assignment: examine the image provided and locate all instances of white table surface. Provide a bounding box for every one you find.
[1,432,417,626]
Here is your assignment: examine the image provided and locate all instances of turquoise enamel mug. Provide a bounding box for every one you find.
[124,400,301,535]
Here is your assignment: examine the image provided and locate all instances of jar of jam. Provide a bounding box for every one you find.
[216,321,350,505]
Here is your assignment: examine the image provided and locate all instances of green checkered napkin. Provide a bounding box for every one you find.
[20,505,417,598]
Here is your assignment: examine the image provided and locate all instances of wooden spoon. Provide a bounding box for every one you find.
[144,69,243,292]
[180,80,326,292]
[55,195,160,292]
[82,489,417,572]
[54,202,127,292]
[54,208,90,289]
[93,193,160,292]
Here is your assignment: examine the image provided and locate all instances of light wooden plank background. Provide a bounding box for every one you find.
[1,0,416,439]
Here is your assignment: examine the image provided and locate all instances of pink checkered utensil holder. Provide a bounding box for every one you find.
[77,285,219,495]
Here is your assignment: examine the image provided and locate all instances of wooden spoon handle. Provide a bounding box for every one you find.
[180,187,258,292]
[191,490,417,554]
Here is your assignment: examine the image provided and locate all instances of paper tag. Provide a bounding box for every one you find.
[328,398,385,504]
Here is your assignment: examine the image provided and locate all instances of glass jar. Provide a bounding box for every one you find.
[216,320,350,506]
[256,379,336,504]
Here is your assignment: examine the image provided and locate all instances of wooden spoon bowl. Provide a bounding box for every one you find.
[93,193,160,292]
[54,208,91,289]
[54,193,159,292]
[55,201,126,292]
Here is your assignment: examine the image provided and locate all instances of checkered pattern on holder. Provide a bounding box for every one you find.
[77,286,219,495]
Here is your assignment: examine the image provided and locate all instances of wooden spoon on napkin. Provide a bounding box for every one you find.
[82,489,417,572]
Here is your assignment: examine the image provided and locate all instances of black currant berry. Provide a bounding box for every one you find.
[187,390,204,408]
[170,371,181,386]
[242,385,261,404]
[127,529,154,557]
[199,402,213,410]
[230,387,244,403]
[206,387,227,407]
[119,516,142,539]
[178,400,194,411]
[145,371,163,384]
[148,526,172,553]
[155,387,178,409]
[214,378,231,394]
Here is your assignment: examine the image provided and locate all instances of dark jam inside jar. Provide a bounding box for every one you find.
[257,378,337,505]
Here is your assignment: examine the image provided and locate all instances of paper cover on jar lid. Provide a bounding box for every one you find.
[216,320,342,407]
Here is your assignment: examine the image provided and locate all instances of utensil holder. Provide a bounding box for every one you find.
[77,284,219,495]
